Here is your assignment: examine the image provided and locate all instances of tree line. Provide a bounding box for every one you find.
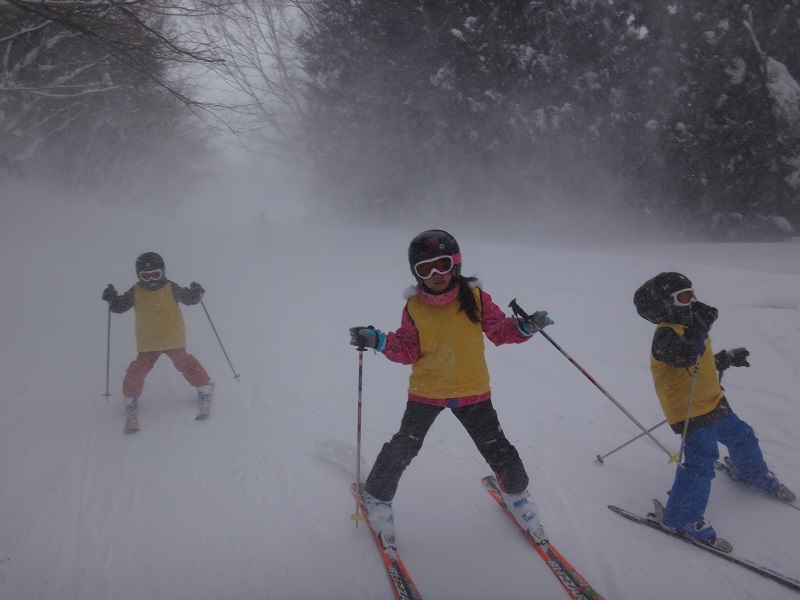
[0,0,221,199]
[2,0,799,240]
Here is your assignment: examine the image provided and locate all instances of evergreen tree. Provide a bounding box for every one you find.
[1,0,216,196]
[298,0,800,237]
[652,1,799,238]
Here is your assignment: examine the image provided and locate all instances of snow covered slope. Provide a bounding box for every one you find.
[1,189,798,599]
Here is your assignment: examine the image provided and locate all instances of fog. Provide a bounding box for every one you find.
[125,142,675,248]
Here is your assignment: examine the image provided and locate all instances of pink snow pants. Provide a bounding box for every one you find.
[122,348,210,398]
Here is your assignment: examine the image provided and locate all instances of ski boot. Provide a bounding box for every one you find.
[362,491,396,552]
[502,489,548,544]
[196,383,214,421]
[124,398,139,434]
[648,499,732,552]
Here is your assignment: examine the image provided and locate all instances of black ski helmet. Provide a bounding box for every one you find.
[633,272,694,324]
[653,272,692,301]
[408,229,462,282]
[135,252,166,289]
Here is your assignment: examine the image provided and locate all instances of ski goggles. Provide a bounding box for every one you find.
[139,269,163,281]
[670,288,695,306]
[413,254,461,279]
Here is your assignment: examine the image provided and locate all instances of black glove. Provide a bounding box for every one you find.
[729,347,750,367]
[349,326,385,351]
[102,284,117,303]
[190,282,205,298]
[715,347,750,371]
[727,347,750,367]
[684,326,708,356]
[714,350,731,371]
[692,302,718,330]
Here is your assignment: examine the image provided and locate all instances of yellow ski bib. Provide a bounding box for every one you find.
[133,284,187,352]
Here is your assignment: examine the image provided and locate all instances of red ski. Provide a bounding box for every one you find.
[482,476,605,600]
[351,483,422,600]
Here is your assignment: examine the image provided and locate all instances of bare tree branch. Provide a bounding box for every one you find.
[196,0,311,160]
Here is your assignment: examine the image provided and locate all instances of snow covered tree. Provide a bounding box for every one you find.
[299,0,650,222]
[0,0,221,194]
[299,0,432,214]
[631,1,800,238]
[196,0,312,161]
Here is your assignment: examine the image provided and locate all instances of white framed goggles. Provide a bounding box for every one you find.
[670,288,695,307]
[413,254,461,279]
[139,269,163,281]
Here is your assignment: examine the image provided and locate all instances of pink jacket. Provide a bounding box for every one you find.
[381,288,531,407]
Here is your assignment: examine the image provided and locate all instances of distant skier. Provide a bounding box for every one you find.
[102,252,213,432]
[349,229,553,551]
[634,272,794,546]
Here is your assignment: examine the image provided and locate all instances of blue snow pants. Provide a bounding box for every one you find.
[662,412,770,527]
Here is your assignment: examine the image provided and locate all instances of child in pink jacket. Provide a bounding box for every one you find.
[349,229,552,551]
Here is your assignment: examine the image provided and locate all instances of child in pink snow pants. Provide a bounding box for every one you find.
[102,252,213,426]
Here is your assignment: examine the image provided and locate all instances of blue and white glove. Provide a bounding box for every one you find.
[519,311,553,336]
[349,326,386,351]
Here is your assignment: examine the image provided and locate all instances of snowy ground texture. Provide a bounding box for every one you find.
[1,189,799,600]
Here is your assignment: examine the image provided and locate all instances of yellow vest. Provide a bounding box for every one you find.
[405,288,490,399]
[650,322,723,424]
[133,283,187,352]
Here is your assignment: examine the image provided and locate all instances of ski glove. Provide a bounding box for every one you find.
[728,347,750,367]
[692,302,719,330]
[102,284,117,303]
[684,326,708,357]
[715,347,750,371]
[189,282,205,298]
[519,311,553,336]
[349,326,386,352]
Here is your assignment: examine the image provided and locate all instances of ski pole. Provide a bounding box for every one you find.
[509,299,677,463]
[200,300,241,382]
[351,346,366,526]
[675,355,702,465]
[595,367,721,465]
[595,419,667,464]
[675,316,713,465]
[103,306,112,400]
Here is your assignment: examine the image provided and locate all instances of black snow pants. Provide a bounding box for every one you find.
[364,399,529,501]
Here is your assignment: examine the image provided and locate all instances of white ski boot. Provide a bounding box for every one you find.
[502,489,548,544]
[196,383,214,421]
[124,398,139,434]
[362,491,396,551]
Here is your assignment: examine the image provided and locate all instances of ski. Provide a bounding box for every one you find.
[350,483,422,600]
[715,456,799,511]
[124,414,139,434]
[482,476,605,600]
[609,503,800,593]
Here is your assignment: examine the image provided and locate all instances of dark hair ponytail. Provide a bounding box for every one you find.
[456,275,481,324]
